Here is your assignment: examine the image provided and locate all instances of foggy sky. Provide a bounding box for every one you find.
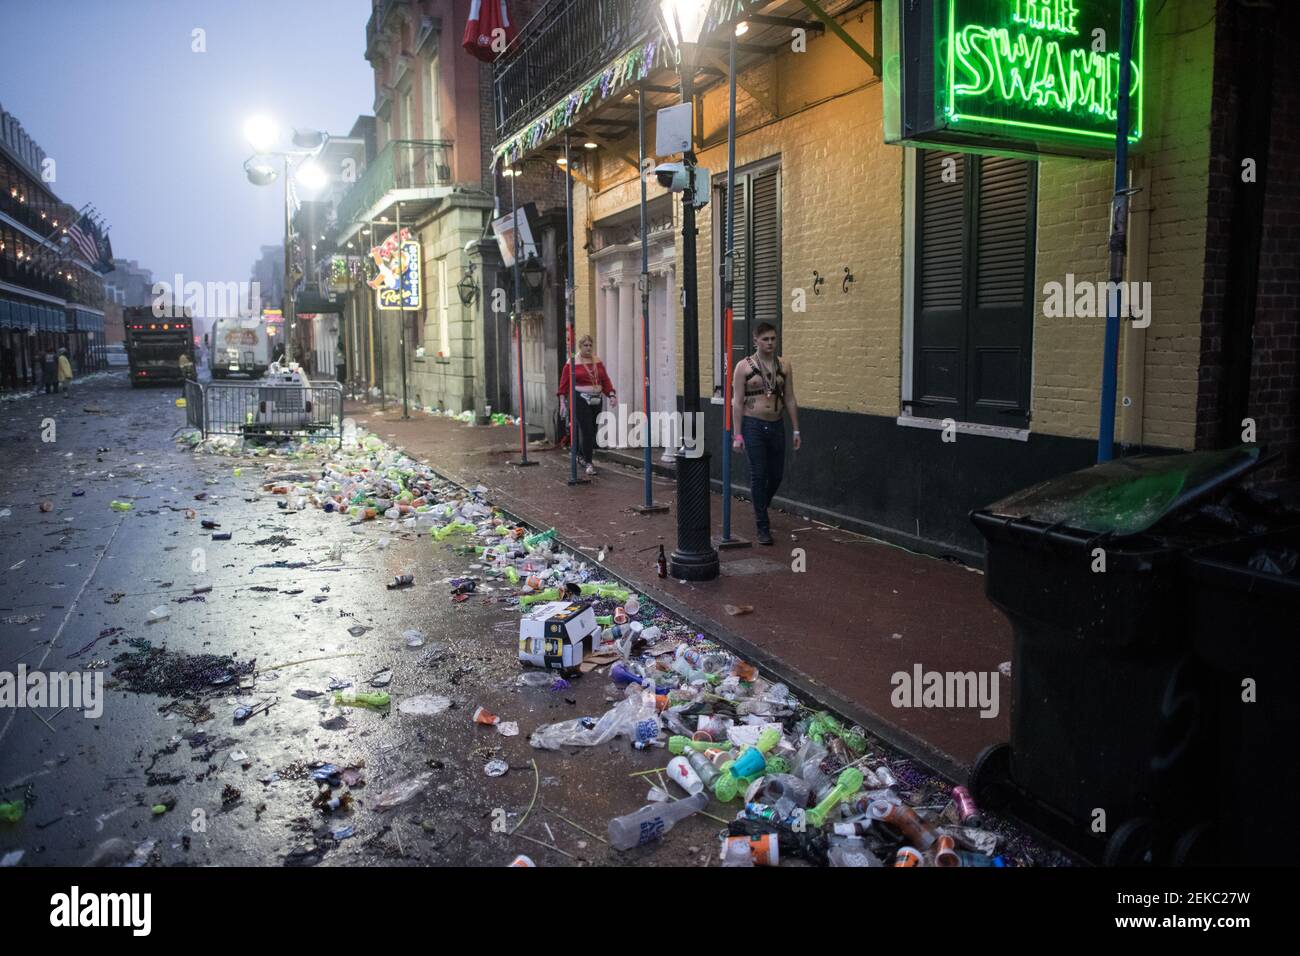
[0,0,374,289]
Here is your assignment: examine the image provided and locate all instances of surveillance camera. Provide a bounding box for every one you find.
[654,162,711,208]
[654,162,689,191]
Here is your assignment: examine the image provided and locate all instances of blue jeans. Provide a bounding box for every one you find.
[741,416,785,535]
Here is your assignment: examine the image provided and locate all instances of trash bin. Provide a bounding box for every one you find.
[969,446,1264,864]
[1184,526,1300,863]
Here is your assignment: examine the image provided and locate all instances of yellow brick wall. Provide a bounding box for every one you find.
[569,1,1213,444]
[1030,0,1215,446]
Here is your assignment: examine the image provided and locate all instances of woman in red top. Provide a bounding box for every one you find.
[557,334,616,475]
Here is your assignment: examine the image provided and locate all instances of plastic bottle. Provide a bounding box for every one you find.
[806,768,864,826]
[685,750,720,789]
[869,799,937,849]
[523,527,556,550]
[334,691,391,710]
[607,792,709,850]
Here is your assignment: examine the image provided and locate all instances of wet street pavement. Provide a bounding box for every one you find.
[0,374,1060,868]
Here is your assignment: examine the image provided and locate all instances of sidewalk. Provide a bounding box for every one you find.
[348,402,1014,782]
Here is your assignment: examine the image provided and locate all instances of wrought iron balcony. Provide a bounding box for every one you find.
[493,0,658,144]
[335,139,454,229]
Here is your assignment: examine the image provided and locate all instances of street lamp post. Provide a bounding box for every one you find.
[282,155,295,366]
[242,117,327,371]
[507,166,537,468]
[661,0,719,581]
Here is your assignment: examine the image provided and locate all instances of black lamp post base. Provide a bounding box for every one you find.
[633,503,670,514]
[566,476,590,486]
[670,450,719,580]
[716,535,751,549]
[669,546,720,580]
[510,459,539,468]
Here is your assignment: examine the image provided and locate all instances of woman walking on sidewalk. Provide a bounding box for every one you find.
[557,334,616,476]
[731,322,800,545]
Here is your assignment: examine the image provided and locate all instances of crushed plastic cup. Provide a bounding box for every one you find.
[374,771,433,811]
[402,628,426,648]
[484,759,509,777]
[473,706,500,726]
[146,606,170,624]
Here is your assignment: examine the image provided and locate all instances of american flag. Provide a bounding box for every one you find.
[66,220,99,263]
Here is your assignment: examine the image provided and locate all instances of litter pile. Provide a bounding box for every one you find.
[112,639,256,698]
[184,424,1047,868]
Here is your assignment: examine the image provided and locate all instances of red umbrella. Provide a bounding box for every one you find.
[463,0,517,63]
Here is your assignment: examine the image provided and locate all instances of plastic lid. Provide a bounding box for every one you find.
[981,446,1260,536]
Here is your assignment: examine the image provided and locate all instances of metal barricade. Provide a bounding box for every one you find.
[184,379,205,431]
[184,379,343,446]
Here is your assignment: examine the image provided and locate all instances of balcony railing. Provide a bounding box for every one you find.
[335,139,454,227]
[493,0,657,144]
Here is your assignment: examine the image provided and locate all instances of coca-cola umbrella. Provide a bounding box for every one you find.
[463,0,517,63]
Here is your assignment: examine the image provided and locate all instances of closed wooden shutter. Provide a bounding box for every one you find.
[914,150,968,418]
[968,156,1034,425]
[718,161,781,379]
[913,150,1035,427]
[730,179,748,378]
[750,168,781,337]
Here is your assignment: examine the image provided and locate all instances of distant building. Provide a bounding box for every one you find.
[1,101,110,386]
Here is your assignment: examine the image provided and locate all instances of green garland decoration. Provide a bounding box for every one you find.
[494,37,668,168]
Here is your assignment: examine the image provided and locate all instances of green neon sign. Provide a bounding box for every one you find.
[944,0,1144,146]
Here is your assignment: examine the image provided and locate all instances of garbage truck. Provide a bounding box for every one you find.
[210,316,270,379]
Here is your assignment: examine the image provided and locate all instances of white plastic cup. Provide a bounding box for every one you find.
[667,755,704,795]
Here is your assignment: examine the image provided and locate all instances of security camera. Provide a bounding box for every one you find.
[654,162,711,208]
[654,161,689,191]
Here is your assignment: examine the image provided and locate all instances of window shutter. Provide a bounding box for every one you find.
[913,150,968,419]
[730,181,748,376]
[967,156,1034,426]
[750,167,781,346]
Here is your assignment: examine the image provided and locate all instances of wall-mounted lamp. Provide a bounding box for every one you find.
[457,262,479,306]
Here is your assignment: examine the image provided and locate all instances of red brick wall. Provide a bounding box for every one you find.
[1196,0,1300,483]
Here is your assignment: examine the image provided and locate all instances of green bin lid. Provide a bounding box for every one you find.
[983,446,1261,537]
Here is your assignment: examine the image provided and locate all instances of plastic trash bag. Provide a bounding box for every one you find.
[529,686,660,751]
